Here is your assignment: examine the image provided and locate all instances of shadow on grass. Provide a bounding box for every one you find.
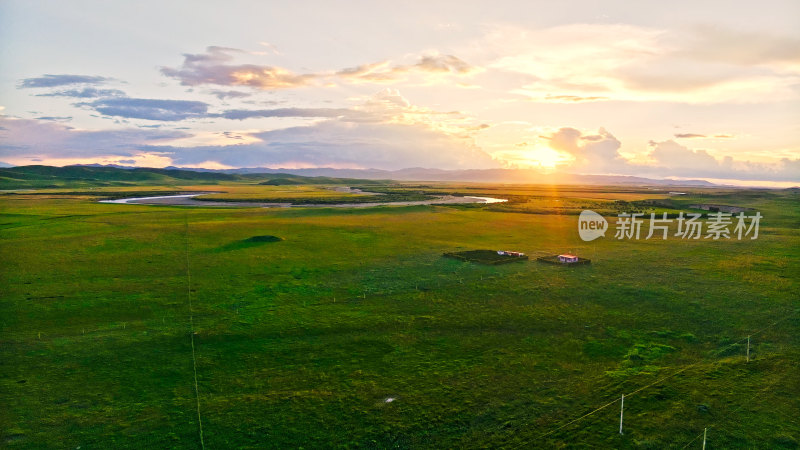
[212,235,283,252]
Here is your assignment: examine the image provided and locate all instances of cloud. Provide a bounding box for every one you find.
[532,127,799,182]
[161,47,479,89]
[258,41,283,55]
[335,61,391,78]
[37,87,126,98]
[213,107,358,121]
[208,90,252,100]
[0,116,187,164]
[489,24,800,103]
[161,46,314,89]
[672,133,737,141]
[409,55,474,74]
[212,89,466,128]
[34,116,73,122]
[542,94,609,103]
[351,88,465,129]
[676,26,800,67]
[1,87,497,171]
[163,89,494,168]
[19,74,113,88]
[642,139,800,181]
[152,120,497,170]
[544,127,625,171]
[649,140,718,169]
[363,88,412,109]
[83,97,209,121]
[336,54,480,84]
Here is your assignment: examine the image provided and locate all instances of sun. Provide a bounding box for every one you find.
[517,146,573,170]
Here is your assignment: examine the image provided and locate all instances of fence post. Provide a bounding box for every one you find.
[746,336,750,362]
[702,427,707,449]
[619,394,624,435]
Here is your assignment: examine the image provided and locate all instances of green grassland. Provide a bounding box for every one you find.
[192,185,434,205]
[1,182,799,448]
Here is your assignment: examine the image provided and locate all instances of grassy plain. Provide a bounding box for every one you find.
[194,185,365,200]
[1,184,798,448]
[192,185,434,205]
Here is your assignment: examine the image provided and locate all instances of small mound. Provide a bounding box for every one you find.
[245,235,283,243]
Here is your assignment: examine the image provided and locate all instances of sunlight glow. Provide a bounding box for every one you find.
[496,146,574,171]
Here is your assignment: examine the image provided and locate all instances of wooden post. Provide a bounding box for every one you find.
[702,427,707,450]
[746,336,750,362]
[619,394,624,435]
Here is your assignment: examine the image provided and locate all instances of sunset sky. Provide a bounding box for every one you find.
[1,1,798,185]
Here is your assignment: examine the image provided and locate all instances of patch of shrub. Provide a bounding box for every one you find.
[245,235,283,243]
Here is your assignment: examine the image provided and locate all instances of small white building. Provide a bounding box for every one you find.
[558,254,579,263]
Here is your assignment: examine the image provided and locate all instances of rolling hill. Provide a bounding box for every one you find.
[0,165,390,189]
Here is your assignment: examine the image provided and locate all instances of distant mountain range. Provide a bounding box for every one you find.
[214,166,717,186]
[41,163,716,187]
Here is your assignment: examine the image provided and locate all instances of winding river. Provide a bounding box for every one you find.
[100,192,507,208]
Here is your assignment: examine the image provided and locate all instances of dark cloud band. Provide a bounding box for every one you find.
[19,74,113,88]
[84,98,209,121]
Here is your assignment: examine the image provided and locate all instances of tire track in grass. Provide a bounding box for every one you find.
[185,213,205,449]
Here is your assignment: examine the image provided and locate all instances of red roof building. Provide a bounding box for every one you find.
[558,254,579,263]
